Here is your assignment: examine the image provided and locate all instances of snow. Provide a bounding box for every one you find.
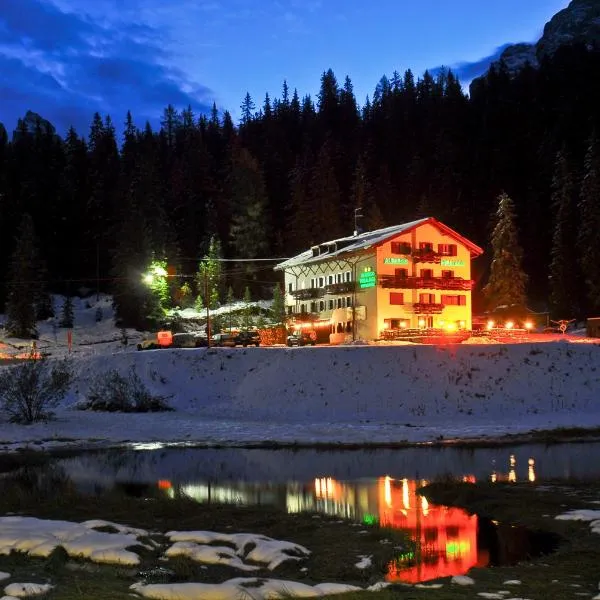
[555,509,600,534]
[452,575,475,585]
[0,517,148,566]
[1,294,600,452]
[131,577,364,599]
[354,555,372,569]
[3,583,53,598]
[165,531,310,571]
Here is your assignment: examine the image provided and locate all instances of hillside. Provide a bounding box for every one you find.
[1,339,599,452]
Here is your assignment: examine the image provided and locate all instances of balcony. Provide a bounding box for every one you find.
[379,276,473,290]
[324,281,356,295]
[291,288,325,300]
[412,249,442,264]
[412,302,445,314]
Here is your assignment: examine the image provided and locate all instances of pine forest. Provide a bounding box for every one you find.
[2,43,600,329]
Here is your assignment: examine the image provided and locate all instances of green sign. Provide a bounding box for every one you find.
[441,259,465,267]
[383,257,409,265]
[359,268,376,289]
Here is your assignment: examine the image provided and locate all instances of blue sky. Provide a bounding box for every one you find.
[0,0,570,138]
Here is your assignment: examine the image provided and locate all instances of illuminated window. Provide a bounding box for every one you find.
[391,241,411,254]
[419,293,435,304]
[419,242,434,252]
[390,293,404,305]
[438,243,457,256]
[441,295,466,306]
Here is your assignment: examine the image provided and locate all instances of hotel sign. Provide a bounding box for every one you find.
[383,257,409,265]
[359,268,376,289]
[441,259,465,267]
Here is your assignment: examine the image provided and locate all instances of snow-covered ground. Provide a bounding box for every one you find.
[1,295,600,453]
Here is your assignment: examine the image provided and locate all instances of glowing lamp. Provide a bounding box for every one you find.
[446,323,457,332]
[459,320,465,328]
[142,273,154,285]
[400,322,407,329]
[487,320,495,330]
[525,321,533,330]
[505,321,514,329]
[418,319,426,328]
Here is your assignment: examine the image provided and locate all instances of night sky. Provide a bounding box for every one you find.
[0,0,570,136]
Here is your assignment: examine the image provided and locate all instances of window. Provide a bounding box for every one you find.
[319,301,325,311]
[310,278,315,288]
[419,242,434,252]
[288,283,293,293]
[345,271,351,282]
[336,273,342,283]
[328,299,334,310]
[390,292,404,305]
[395,268,408,278]
[438,243,457,256]
[318,277,324,287]
[328,275,333,285]
[391,242,411,254]
[419,293,436,304]
[346,296,352,307]
[337,298,343,308]
[287,306,293,315]
[300,304,306,313]
[441,295,466,306]
[385,318,408,329]
[441,270,454,279]
[420,269,433,279]
[310,302,316,312]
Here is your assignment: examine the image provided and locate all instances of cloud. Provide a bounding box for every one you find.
[430,44,512,87]
[0,0,214,137]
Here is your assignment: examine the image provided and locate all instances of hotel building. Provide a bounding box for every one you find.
[274,217,483,342]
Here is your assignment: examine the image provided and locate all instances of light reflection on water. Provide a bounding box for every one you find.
[49,444,582,584]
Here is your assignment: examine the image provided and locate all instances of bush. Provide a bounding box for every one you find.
[79,367,172,412]
[0,356,73,423]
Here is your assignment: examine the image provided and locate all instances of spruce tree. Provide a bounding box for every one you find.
[577,133,600,314]
[549,151,581,318]
[196,237,222,309]
[271,284,286,326]
[5,214,46,338]
[482,192,528,313]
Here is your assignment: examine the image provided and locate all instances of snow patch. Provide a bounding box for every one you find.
[3,583,53,597]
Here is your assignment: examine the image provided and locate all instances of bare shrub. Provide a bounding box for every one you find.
[79,367,172,412]
[0,356,73,423]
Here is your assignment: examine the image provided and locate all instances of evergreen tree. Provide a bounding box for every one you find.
[482,193,528,313]
[549,151,581,318]
[196,237,222,309]
[59,296,74,328]
[5,214,46,338]
[577,133,600,314]
[240,92,256,125]
[242,286,252,329]
[270,284,286,326]
[226,286,236,331]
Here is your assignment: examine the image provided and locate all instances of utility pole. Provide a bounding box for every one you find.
[204,267,211,347]
[354,207,363,236]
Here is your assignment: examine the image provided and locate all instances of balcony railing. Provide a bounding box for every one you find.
[324,281,356,295]
[290,288,325,300]
[412,302,445,314]
[379,276,473,290]
[412,250,442,264]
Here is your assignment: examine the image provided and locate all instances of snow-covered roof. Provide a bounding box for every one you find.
[274,218,429,271]
[274,217,483,271]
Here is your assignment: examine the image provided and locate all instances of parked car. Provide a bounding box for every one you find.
[286,331,316,347]
[234,330,261,347]
[172,332,208,348]
[211,333,236,347]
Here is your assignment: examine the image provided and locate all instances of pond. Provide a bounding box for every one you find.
[22,442,600,584]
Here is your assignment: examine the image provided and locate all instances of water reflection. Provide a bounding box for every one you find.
[42,444,584,583]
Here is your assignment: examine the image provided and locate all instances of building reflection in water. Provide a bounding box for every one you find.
[149,455,536,585]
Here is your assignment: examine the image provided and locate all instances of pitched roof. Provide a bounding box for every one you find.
[274,217,483,271]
